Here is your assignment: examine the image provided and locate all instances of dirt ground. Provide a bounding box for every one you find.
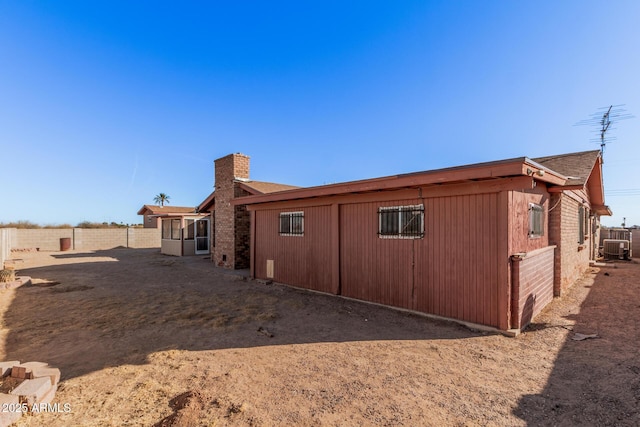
[0,248,638,426]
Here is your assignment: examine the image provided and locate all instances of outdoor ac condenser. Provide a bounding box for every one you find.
[602,239,631,260]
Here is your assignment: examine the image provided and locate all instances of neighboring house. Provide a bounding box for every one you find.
[197,153,299,269]
[235,150,610,332]
[137,205,210,256]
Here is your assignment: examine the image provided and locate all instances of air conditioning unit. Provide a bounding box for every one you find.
[602,239,630,260]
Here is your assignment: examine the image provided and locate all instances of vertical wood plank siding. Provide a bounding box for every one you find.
[254,206,333,293]
[250,187,565,329]
[339,194,503,328]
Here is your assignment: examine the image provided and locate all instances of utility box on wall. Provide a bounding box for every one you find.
[266,260,274,279]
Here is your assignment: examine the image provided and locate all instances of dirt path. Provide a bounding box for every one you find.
[0,249,638,426]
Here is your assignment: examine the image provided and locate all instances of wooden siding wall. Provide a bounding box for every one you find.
[509,190,550,254]
[249,181,558,330]
[254,206,333,293]
[340,194,504,328]
[511,246,555,330]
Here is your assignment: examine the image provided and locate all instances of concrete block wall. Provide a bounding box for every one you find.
[14,229,74,251]
[12,228,160,251]
[74,228,128,250]
[127,228,161,248]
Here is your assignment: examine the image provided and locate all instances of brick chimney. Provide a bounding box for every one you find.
[213,153,250,269]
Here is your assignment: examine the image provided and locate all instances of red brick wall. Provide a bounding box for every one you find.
[234,186,252,269]
[213,153,250,268]
[512,246,555,330]
[548,192,591,296]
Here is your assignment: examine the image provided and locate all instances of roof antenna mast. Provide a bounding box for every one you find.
[599,105,613,156]
[575,104,634,162]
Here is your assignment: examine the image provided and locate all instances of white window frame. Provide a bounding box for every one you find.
[279,211,304,236]
[528,203,544,238]
[171,219,181,240]
[162,218,182,240]
[378,204,424,239]
[162,219,171,240]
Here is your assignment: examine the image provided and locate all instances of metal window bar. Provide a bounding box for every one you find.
[378,205,424,238]
[280,212,304,236]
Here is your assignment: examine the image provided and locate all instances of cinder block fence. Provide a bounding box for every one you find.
[2,228,161,252]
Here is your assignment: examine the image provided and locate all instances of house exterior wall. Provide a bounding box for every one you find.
[508,189,550,254]
[254,205,333,293]
[143,214,160,228]
[234,187,252,269]
[213,153,250,268]
[549,191,592,295]
[161,239,182,256]
[511,246,555,330]
[340,194,506,327]
[183,239,195,256]
[252,184,518,329]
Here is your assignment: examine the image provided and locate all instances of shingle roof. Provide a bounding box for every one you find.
[240,180,300,194]
[533,150,601,186]
[137,205,196,215]
[197,180,300,212]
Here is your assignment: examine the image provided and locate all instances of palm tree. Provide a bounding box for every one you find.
[154,193,170,207]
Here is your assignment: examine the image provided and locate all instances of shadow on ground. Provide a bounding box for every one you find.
[514,262,640,425]
[2,248,477,382]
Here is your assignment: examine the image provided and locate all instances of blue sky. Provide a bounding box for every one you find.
[1,1,638,226]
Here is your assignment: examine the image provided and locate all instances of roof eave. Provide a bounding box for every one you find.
[234,158,567,206]
[593,205,613,216]
[197,192,216,212]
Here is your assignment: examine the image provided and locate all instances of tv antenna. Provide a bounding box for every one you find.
[575,104,634,160]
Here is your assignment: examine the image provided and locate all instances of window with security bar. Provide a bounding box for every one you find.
[528,203,544,238]
[279,212,304,236]
[378,205,424,238]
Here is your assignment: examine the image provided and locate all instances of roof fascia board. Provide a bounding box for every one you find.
[197,192,216,212]
[245,176,536,211]
[522,158,568,185]
[236,160,536,206]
